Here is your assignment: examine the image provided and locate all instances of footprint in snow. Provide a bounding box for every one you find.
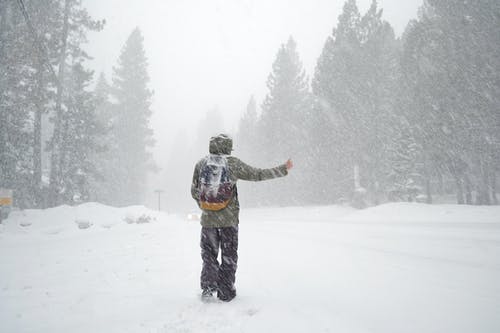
[246,308,259,316]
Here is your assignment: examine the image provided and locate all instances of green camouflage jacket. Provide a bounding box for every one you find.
[191,156,288,227]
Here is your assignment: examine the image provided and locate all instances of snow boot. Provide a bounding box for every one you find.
[217,287,236,302]
[201,287,216,302]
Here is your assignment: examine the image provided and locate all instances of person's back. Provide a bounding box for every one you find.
[191,134,292,301]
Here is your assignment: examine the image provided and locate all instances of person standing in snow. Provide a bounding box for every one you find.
[191,134,293,302]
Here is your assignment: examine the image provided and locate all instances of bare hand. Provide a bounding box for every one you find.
[286,158,293,170]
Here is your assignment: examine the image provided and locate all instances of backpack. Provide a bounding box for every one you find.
[198,155,234,211]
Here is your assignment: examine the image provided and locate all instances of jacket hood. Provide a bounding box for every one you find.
[209,134,233,155]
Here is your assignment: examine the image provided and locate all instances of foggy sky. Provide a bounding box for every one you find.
[83,0,421,206]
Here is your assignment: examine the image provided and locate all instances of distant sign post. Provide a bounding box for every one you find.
[0,188,13,223]
[154,189,164,212]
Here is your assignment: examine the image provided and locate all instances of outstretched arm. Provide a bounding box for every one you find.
[231,157,291,181]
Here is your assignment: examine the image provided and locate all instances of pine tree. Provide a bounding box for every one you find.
[358,0,401,204]
[57,62,106,203]
[0,0,62,207]
[258,37,311,205]
[48,0,104,206]
[28,0,61,207]
[0,0,34,207]
[88,73,117,204]
[312,0,363,205]
[387,121,422,202]
[401,0,500,205]
[1,0,103,208]
[93,73,114,128]
[111,28,156,206]
[313,0,402,205]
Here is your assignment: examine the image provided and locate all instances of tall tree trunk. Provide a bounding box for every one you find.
[476,157,491,205]
[425,176,432,204]
[353,163,360,189]
[437,170,444,195]
[49,0,71,206]
[33,58,44,207]
[58,113,71,203]
[0,0,8,182]
[352,162,366,208]
[454,176,464,204]
[482,158,491,205]
[423,158,432,203]
[464,173,472,205]
[492,169,498,205]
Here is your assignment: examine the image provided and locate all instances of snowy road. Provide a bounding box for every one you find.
[1,203,499,332]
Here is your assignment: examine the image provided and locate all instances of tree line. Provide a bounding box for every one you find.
[0,0,155,208]
[235,0,499,207]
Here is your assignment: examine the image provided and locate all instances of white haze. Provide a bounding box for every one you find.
[84,0,421,209]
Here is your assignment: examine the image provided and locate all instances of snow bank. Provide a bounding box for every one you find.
[242,202,500,226]
[0,202,166,235]
[2,202,498,236]
[341,202,500,224]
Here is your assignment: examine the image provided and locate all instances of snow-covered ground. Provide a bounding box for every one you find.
[1,202,499,332]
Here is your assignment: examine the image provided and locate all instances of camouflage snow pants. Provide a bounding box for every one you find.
[200,226,238,300]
